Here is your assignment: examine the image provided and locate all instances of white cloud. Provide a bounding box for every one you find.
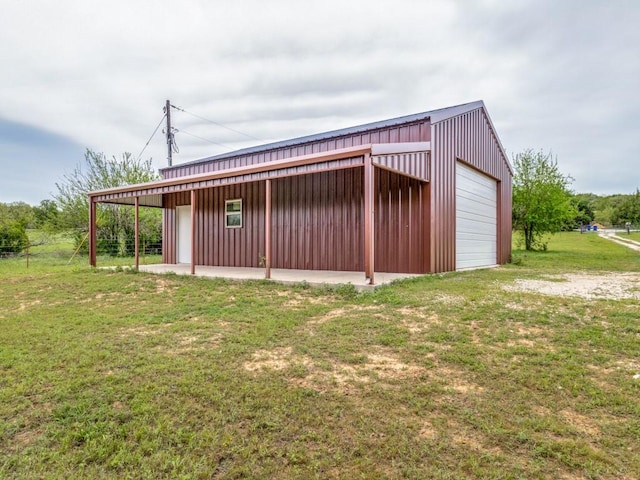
[0,0,638,203]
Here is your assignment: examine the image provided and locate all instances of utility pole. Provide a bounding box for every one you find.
[165,99,173,167]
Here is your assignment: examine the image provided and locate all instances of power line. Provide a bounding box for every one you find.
[137,114,166,160]
[170,104,261,141]
[175,128,237,151]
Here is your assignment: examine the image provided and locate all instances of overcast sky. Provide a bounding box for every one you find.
[1,0,638,205]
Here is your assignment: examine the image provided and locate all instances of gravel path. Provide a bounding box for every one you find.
[598,231,640,251]
[504,272,640,300]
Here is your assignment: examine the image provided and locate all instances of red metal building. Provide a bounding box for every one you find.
[88,100,512,283]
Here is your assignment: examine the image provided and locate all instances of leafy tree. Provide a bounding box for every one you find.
[0,222,28,257]
[512,149,576,251]
[55,149,161,256]
[611,189,640,225]
[0,202,35,228]
[571,194,595,228]
[33,199,60,231]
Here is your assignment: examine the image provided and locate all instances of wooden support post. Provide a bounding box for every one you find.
[134,197,140,271]
[363,153,375,285]
[89,197,97,267]
[190,190,196,275]
[265,179,272,279]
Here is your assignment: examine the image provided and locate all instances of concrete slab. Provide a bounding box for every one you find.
[137,264,419,290]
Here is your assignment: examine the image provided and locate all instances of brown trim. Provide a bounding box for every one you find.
[363,153,375,284]
[89,198,97,267]
[90,145,373,198]
[190,190,196,275]
[265,179,272,279]
[134,197,139,271]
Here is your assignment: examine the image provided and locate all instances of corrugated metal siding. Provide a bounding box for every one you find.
[162,168,428,273]
[375,169,428,273]
[163,120,431,179]
[94,194,163,207]
[163,185,266,267]
[271,170,363,271]
[373,151,430,182]
[430,108,512,273]
[97,157,363,204]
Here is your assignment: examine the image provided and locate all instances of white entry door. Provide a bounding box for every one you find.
[176,205,191,264]
[456,162,497,269]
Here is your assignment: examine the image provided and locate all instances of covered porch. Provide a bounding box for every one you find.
[89,142,431,285]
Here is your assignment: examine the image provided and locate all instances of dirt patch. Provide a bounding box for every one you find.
[559,409,601,437]
[437,366,485,394]
[12,428,43,449]
[243,346,425,394]
[18,299,41,310]
[120,324,172,337]
[244,347,312,372]
[303,306,383,336]
[397,309,441,333]
[432,294,466,305]
[159,333,224,355]
[282,293,335,308]
[156,277,172,293]
[504,272,640,300]
[418,420,438,439]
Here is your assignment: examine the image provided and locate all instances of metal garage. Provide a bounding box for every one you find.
[89,100,512,280]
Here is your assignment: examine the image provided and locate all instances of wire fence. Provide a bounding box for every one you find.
[1,226,638,269]
[0,232,163,268]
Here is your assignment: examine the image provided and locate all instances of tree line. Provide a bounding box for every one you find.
[512,149,638,251]
[1,148,638,257]
[0,149,162,257]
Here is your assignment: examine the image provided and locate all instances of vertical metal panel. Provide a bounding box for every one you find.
[162,120,431,179]
[163,188,265,268]
[268,167,426,274]
[268,170,362,271]
[430,108,512,273]
[372,151,430,181]
[373,169,427,274]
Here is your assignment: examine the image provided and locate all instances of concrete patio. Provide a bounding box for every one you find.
[137,264,420,290]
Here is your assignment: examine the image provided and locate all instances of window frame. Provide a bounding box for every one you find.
[224,198,243,229]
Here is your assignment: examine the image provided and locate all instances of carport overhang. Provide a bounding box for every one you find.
[88,142,431,284]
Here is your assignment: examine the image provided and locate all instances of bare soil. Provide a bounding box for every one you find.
[504,272,640,300]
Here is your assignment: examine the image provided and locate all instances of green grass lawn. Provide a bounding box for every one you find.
[1,233,639,479]
[625,231,640,242]
[1,230,161,275]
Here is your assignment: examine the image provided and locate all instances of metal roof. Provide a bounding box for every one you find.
[160,100,484,172]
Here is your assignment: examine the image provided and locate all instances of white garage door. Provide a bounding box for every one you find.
[456,162,497,270]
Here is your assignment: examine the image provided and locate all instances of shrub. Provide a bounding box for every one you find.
[0,222,28,257]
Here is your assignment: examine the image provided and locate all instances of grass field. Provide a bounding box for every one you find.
[1,233,639,479]
[625,231,640,242]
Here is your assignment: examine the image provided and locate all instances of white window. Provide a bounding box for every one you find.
[225,199,242,228]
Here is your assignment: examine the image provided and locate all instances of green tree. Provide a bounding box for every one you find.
[0,202,35,228]
[571,194,595,229]
[55,149,161,256]
[614,189,640,225]
[0,223,28,256]
[0,204,29,256]
[33,199,60,231]
[512,149,576,251]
